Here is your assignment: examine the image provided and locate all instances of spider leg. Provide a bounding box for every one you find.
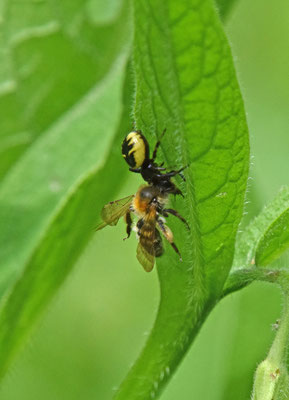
[178,172,186,182]
[154,166,166,171]
[162,164,188,178]
[152,128,167,161]
[129,167,142,173]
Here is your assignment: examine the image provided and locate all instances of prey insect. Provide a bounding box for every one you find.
[95,185,189,272]
[122,129,187,196]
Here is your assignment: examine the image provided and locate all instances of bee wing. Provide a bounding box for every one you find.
[137,242,155,272]
[137,218,161,272]
[95,195,134,231]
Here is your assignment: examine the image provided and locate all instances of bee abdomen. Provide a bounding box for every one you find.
[154,230,163,257]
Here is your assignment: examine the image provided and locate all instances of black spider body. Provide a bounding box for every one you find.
[122,129,186,196]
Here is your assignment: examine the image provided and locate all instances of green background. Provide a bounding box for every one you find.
[1,0,288,399]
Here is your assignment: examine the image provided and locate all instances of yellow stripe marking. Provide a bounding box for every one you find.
[125,132,145,167]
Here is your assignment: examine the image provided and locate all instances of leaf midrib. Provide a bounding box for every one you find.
[152,2,205,293]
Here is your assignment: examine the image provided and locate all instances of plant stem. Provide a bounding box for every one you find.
[222,267,280,298]
[267,277,289,366]
[249,269,289,399]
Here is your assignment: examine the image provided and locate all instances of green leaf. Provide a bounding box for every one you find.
[256,193,289,266]
[0,0,129,179]
[0,1,133,379]
[114,0,249,399]
[233,186,289,269]
[215,0,238,20]
[0,60,133,379]
[0,53,129,296]
[0,0,132,298]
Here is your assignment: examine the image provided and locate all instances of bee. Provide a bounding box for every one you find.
[122,129,187,196]
[95,185,189,271]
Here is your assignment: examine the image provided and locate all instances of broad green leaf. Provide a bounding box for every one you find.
[114,0,249,399]
[233,186,289,269]
[0,52,130,297]
[256,193,289,266]
[0,0,128,179]
[223,187,289,298]
[0,0,132,298]
[0,0,133,378]
[0,59,134,379]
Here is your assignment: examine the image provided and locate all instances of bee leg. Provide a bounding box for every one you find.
[157,219,182,261]
[123,212,132,240]
[162,208,190,230]
[152,128,167,161]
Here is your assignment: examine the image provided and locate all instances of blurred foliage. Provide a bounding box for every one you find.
[0,0,129,179]
[0,0,132,387]
[0,0,289,399]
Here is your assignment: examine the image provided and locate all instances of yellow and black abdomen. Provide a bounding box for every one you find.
[122,131,149,168]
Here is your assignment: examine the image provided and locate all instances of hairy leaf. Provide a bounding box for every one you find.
[233,186,289,268]
[222,268,281,298]
[114,0,249,399]
[256,191,289,266]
